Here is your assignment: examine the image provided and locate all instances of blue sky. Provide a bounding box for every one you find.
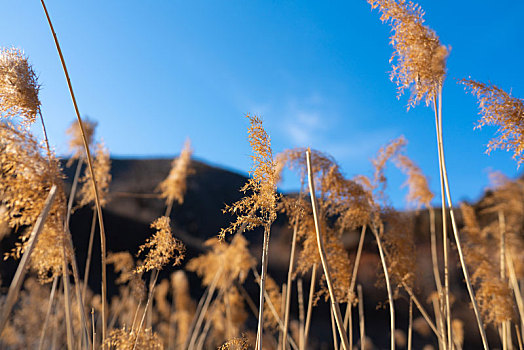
[1,1,523,208]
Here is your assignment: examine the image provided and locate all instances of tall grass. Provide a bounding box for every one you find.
[0,0,523,349]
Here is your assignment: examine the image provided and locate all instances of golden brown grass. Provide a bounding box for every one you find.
[2,1,524,349]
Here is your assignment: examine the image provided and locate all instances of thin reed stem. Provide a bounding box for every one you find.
[331,305,339,350]
[133,269,160,350]
[0,185,57,335]
[408,297,413,350]
[39,1,109,342]
[196,288,226,350]
[83,209,97,303]
[278,284,287,349]
[357,284,365,350]
[429,205,446,348]
[297,278,305,350]
[306,149,349,350]
[63,157,91,348]
[186,267,223,350]
[433,95,451,350]
[500,210,509,350]
[344,225,367,331]
[371,226,395,350]
[303,263,317,350]
[342,225,367,350]
[62,252,74,350]
[92,309,96,350]
[435,86,489,349]
[252,268,300,350]
[516,323,523,350]
[38,276,59,350]
[256,224,272,350]
[283,221,299,349]
[507,248,524,343]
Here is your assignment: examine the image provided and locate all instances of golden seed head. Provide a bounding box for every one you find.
[158,138,193,206]
[219,335,249,350]
[77,141,111,208]
[460,203,514,324]
[220,115,279,239]
[134,216,185,274]
[461,79,524,164]
[66,117,97,162]
[394,153,433,208]
[187,234,255,289]
[368,0,448,107]
[0,48,40,125]
[0,122,69,282]
[104,327,163,350]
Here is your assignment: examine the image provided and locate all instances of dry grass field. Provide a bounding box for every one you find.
[1,0,523,349]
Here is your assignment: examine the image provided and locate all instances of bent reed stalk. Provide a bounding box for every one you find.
[433,86,488,349]
[306,148,350,350]
[39,0,109,343]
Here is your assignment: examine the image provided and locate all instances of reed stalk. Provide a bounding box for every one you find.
[297,278,305,350]
[303,263,317,349]
[83,210,97,302]
[0,185,57,335]
[251,268,300,350]
[38,276,59,350]
[132,269,160,350]
[256,224,272,350]
[408,297,413,350]
[283,221,299,349]
[434,86,488,349]
[61,248,74,350]
[330,305,339,350]
[186,267,223,350]
[432,96,451,350]
[371,226,396,350]
[39,1,109,342]
[306,149,350,350]
[357,284,365,350]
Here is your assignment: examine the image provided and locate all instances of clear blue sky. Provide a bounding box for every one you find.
[1,1,523,208]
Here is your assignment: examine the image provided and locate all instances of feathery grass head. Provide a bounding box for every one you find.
[220,115,279,239]
[134,216,185,274]
[104,327,163,350]
[77,141,111,208]
[158,138,193,206]
[66,117,97,163]
[460,203,514,324]
[461,79,524,164]
[219,335,249,350]
[187,234,255,289]
[0,48,40,125]
[0,122,70,282]
[368,0,448,107]
[381,208,416,292]
[393,153,433,208]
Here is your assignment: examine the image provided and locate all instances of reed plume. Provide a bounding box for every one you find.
[187,234,255,288]
[158,139,193,208]
[66,117,97,164]
[219,114,279,239]
[393,153,434,208]
[0,122,69,282]
[461,79,524,164]
[77,141,111,208]
[135,216,185,274]
[368,0,448,107]
[104,327,163,350]
[0,47,40,125]
[460,203,514,325]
